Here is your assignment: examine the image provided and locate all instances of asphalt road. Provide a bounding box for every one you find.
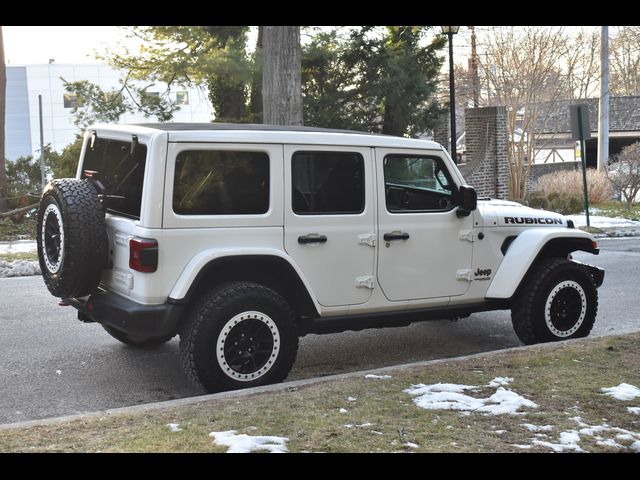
[1,237,639,425]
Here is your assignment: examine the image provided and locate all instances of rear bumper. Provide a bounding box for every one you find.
[64,289,184,338]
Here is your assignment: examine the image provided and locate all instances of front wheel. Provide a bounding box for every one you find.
[511,258,598,345]
[179,282,299,393]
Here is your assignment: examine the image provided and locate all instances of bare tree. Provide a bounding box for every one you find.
[262,26,303,126]
[564,28,601,100]
[0,27,7,211]
[609,26,640,96]
[481,26,572,200]
[607,142,640,211]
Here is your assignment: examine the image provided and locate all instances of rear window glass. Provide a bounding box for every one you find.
[173,150,270,215]
[81,137,147,219]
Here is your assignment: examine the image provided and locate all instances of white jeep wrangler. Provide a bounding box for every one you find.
[36,123,604,393]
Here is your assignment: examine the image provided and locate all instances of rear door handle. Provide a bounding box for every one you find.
[298,234,328,244]
[383,232,410,241]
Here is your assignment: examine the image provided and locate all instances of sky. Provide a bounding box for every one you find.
[3,26,128,65]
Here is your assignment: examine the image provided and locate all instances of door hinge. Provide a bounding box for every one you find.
[459,230,475,243]
[355,275,376,289]
[358,233,376,247]
[456,269,473,282]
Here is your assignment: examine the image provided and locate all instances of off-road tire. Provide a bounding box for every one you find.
[102,325,175,348]
[179,281,299,393]
[37,179,108,298]
[511,258,598,345]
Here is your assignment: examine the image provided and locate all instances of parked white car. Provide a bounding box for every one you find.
[37,124,604,393]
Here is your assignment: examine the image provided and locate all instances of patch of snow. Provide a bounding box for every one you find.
[616,433,635,442]
[0,240,36,254]
[513,444,532,449]
[55,370,62,375]
[347,396,357,402]
[370,431,384,435]
[342,422,374,429]
[338,408,348,414]
[0,260,40,278]
[404,442,419,449]
[521,423,553,432]
[628,407,640,415]
[601,383,640,401]
[532,431,585,453]
[405,383,537,415]
[209,430,288,454]
[488,377,513,387]
[570,416,588,427]
[365,374,392,380]
[596,439,622,448]
[631,441,640,453]
[494,430,506,435]
[167,423,182,432]
[566,214,640,230]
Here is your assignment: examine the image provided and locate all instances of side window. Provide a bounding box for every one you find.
[292,151,365,215]
[173,150,269,215]
[384,155,455,212]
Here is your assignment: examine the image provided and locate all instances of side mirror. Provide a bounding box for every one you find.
[456,185,477,218]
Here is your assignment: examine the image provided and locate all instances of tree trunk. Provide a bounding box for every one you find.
[262,26,302,126]
[0,27,7,211]
[249,26,263,123]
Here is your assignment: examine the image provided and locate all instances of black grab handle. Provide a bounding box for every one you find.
[298,235,328,244]
[383,232,410,241]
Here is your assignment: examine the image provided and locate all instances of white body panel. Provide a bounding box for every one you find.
[83,123,599,319]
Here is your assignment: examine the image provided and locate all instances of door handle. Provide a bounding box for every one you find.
[383,232,410,241]
[298,234,328,244]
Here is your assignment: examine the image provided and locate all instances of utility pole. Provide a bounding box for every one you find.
[469,26,480,108]
[38,95,46,189]
[597,26,609,172]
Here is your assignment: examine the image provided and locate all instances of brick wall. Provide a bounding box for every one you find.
[459,106,509,199]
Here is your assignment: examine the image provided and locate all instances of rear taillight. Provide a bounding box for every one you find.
[129,237,158,273]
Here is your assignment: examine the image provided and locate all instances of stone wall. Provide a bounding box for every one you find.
[458,106,509,199]
[526,161,581,192]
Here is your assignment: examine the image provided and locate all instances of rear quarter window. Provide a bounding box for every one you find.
[173,150,270,215]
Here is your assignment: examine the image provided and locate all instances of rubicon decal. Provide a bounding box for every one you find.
[504,217,563,225]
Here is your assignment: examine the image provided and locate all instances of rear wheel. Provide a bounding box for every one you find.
[179,281,299,393]
[511,258,598,345]
[102,325,175,348]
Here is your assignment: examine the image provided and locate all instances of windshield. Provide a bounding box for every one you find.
[81,137,147,219]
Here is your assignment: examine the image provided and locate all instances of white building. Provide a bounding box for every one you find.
[5,62,214,160]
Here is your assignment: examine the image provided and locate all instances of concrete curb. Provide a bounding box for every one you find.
[0,335,604,432]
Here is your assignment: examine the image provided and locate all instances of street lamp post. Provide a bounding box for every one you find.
[441,26,460,164]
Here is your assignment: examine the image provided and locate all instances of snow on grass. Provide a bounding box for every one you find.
[566,214,640,229]
[628,407,640,415]
[521,423,554,432]
[487,377,513,387]
[532,430,585,453]
[404,442,419,449]
[342,423,374,429]
[0,260,40,278]
[404,382,537,415]
[0,240,36,254]
[601,383,640,401]
[166,423,182,432]
[347,396,357,402]
[365,374,392,380]
[209,430,288,453]
[338,408,348,414]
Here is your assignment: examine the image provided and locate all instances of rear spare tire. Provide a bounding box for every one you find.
[37,178,108,298]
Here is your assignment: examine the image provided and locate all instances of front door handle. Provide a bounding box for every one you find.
[298,234,328,244]
[383,232,410,241]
